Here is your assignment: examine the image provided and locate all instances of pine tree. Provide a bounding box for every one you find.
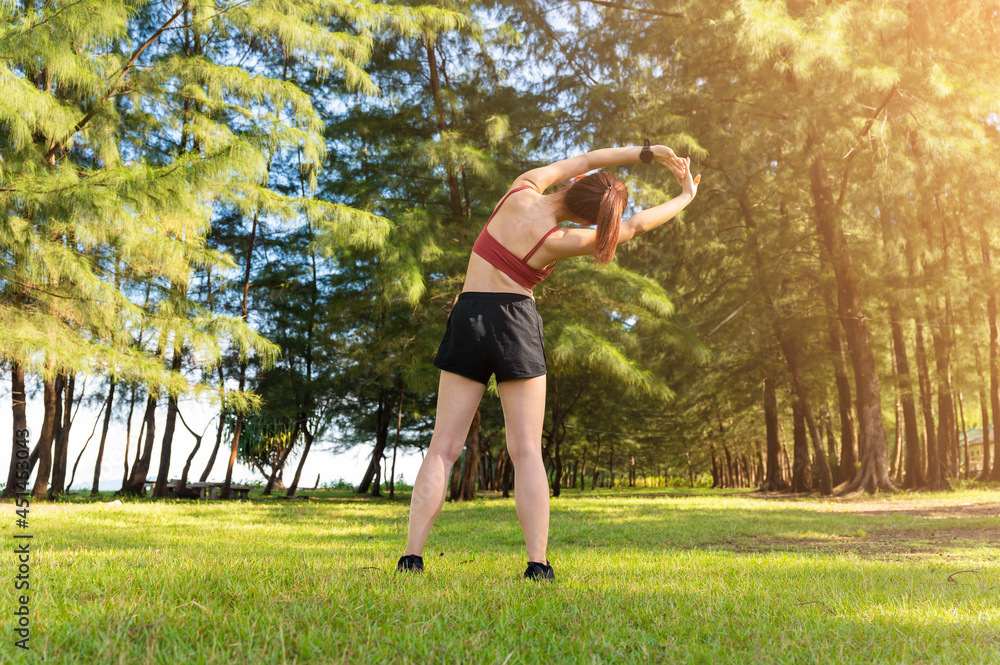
[3,0,465,495]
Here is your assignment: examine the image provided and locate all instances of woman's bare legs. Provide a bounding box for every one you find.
[497,375,549,563]
[403,370,485,557]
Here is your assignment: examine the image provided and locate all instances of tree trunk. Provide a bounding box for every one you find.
[552,443,565,495]
[90,378,116,495]
[153,348,184,497]
[449,452,463,501]
[5,246,30,497]
[121,383,138,486]
[48,372,73,499]
[722,445,734,489]
[122,395,157,495]
[591,434,601,490]
[286,423,314,498]
[358,394,392,496]
[224,195,264,500]
[827,312,857,484]
[174,407,202,496]
[4,364,29,499]
[808,141,894,494]
[483,448,493,491]
[950,386,961,480]
[752,441,764,488]
[888,333,901,483]
[423,34,463,219]
[888,308,924,489]
[501,448,513,498]
[979,391,990,480]
[780,438,792,482]
[389,386,405,499]
[264,420,301,495]
[491,450,502,492]
[803,397,832,495]
[988,294,1000,480]
[201,411,226,482]
[762,376,786,491]
[791,399,811,493]
[879,195,921,489]
[969,217,998,480]
[545,377,565,498]
[710,444,720,488]
[457,408,481,501]
[31,375,59,501]
[484,447,495,491]
[46,376,66,494]
[823,406,840,486]
[914,323,939,489]
[927,314,954,491]
[222,395,245,499]
[607,437,614,489]
[128,405,145,484]
[892,388,904,485]
[68,386,108,492]
[958,392,969,480]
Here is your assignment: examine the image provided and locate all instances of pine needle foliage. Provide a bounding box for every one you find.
[0,0,447,401]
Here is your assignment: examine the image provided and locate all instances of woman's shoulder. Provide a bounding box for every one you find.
[508,177,542,195]
[488,183,548,233]
[490,182,541,216]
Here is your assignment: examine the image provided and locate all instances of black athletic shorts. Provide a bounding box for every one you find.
[433,292,547,384]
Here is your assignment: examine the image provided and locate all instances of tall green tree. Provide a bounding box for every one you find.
[2,0,465,496]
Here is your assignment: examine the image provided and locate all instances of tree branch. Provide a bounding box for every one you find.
[20,0,89,31]
[46,2,189,161]
[579,0,683,18]
[836,84,898,209]
[3,278,82,300]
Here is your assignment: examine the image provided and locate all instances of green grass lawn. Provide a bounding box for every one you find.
[4,486,1000,664]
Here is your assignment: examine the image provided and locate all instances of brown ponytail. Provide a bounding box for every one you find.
[565,172,628,265]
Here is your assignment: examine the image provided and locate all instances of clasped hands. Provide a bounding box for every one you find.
[651,145,700,197]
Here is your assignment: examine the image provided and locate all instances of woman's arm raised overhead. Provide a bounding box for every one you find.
[617,156,700,245]
[542,156,700,261]
[512,145,682,193]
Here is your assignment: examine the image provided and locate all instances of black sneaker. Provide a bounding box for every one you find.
[397,554,423,572]
[523,560,555,581]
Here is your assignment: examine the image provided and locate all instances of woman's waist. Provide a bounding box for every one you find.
[462,256,535,299]
[458,290,534,303]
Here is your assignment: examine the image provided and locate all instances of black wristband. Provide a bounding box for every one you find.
[639,138,654,164]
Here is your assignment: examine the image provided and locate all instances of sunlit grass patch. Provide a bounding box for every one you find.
[6,488,1000,664]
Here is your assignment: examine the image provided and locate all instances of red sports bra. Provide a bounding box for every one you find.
[471,186,561,290]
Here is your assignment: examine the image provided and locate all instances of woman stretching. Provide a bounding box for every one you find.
[397,143,700,580]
